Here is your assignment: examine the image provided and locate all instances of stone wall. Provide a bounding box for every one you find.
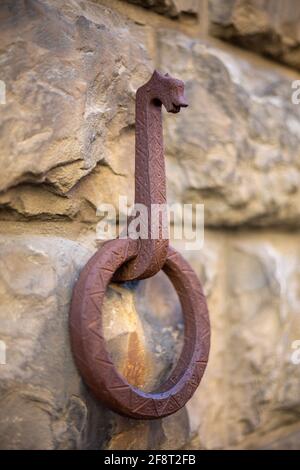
[0,0,300,449]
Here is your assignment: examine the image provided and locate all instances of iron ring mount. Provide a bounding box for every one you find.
[69,71,210,419]
[70,238,210,419]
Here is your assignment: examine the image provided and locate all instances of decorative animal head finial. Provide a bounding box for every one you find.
[144,70,188,114]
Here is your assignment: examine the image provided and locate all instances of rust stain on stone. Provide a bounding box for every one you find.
[122,331,147,389]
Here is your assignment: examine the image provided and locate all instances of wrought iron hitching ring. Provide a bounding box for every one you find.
[70,71,210,419]
[70,237,210,419]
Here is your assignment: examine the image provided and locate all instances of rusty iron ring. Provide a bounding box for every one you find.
[69,238,210,420]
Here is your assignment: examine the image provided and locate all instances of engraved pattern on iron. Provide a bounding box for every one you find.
[113,71,188,281]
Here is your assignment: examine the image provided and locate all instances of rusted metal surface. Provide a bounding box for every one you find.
[114,71,188,281]
[70,71,210,419]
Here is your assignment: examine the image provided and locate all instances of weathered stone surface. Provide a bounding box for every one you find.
[1,0,300,452]
[0,236,103,449]
[224,236,300,448]
[0,235,195,449]
[209,0,300,70]
[104,271,184,393]
[0,166,133,223]
[174,237,227,449]
[100,237,217,450]
[3,1,300,229]
[1,230,300,449]
[159,30,300,227]
[106,408,190,450]
[123,0,200,18]
[0,0,150,194]
[173,234,300,450]
[259,425,300,450]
